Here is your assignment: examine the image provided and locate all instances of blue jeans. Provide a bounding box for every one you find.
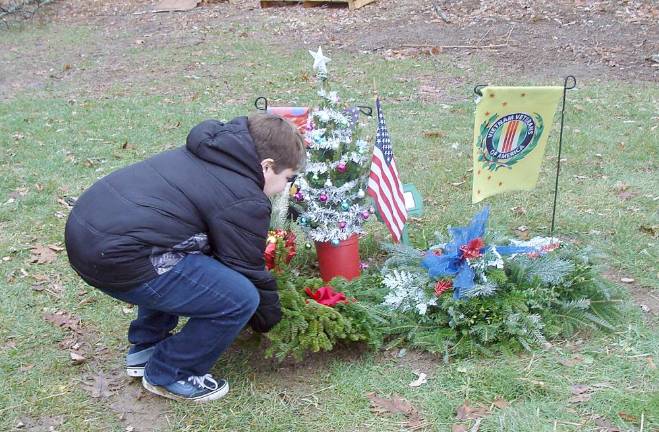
[100,254,259,386]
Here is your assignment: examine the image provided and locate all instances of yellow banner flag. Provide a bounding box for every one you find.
[472,86,563,203]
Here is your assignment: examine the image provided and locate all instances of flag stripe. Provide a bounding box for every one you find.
[389,160,407,204]
[370,151,407,225]
[366,97,407,242]
[368,169,405,233]
[367,181,402,239]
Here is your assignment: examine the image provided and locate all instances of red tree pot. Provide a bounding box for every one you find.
[314,234,361,282]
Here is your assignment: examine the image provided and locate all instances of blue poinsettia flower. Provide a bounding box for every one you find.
[422,207,537,300]
[422,207,490,299]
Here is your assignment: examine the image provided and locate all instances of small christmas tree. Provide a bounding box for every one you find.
[290,47,373,245]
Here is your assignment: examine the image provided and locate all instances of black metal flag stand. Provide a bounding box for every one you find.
[473,76,577,236]
[550,75,577,236]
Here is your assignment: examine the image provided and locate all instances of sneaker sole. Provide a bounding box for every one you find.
[142,377,229,403]
[126,366,144,378]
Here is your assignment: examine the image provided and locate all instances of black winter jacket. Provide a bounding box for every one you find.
[64,117,281,332]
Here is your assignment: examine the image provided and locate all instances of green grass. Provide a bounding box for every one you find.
[1,17,657,432]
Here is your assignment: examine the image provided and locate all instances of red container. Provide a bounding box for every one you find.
[315,234,361,282]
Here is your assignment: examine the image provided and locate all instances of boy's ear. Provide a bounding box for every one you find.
[260,158,275,173]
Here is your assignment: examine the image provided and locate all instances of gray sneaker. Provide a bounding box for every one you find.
[125,345,156,377]
[142,371,229,403]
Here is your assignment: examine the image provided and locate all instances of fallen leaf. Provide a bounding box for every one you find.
[422,130,447,138]
[70,351,86,364]
[456,400,489,420]
[613,181,629,193]
[366,392,426,429]
[568,393,592,403]
[367,392,417,416]
[510,206,527,216]
[451,181,466,187]
[571,384,591,394]
[592,382,614,389]
[593,416,621,431]
[57,197,73,209]
[409,372,428,387]
[19,364,34,372]
[451,425,468,432]
[514,226,530,240]
[620,277,635,283]
[30,244,58,264]
[43,310,82,333]
[559,355,584,367]
[617,190,636,200]
[645,356,656,370]
[639,224,658,238]
[121,140,135,150]
[617,412,638,423]
[492,397,510,409]
[153,0,199,13]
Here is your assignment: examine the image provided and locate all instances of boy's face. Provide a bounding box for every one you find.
[261,159,297,197]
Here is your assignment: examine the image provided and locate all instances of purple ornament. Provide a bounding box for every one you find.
[339,221,347,229]
[319,193,328,203]
[360,262,369,270]
[294,191,304,202]
[337,162,347,173]
[361,210,370,220]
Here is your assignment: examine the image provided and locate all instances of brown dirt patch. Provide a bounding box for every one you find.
[1,0,657,100]
[602,269,659,321]
[109,381,173,432]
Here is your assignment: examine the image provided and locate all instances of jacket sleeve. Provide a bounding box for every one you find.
[207,198,281,333]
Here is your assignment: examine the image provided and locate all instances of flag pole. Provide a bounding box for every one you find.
[550,75,577,236]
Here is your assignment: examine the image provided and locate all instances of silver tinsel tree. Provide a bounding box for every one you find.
[290,47,373,244]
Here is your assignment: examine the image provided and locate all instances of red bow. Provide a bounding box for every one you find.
[305,286,348,307]
[460,237,485,260]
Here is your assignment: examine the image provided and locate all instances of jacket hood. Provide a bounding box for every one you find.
[185,117,265,189]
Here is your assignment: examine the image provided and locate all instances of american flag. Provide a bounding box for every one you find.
[367,98,408,242]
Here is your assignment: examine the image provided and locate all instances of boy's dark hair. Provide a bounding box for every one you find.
[247,113,306,173]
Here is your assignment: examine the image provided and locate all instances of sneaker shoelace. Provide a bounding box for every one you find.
[185,374,219,391]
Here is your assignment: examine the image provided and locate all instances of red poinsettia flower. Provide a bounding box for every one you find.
[434,279,453,296]
[264,241,277,271]
[460,237,485,260]
[284,231,297,263]
[264,230,297,271]
[305,286,348,307]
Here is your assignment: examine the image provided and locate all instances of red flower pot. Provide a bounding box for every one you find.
[314,234,361,282]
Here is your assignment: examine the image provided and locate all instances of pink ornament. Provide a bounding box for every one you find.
[360,262,369,270]
[294,191,304,202]
[339,221,347,229]
[369,206,376,214]
[361,211,370,220]
[319,193,328,203]
[337,162,347,173]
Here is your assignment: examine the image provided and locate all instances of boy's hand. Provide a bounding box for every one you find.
[249,290,282,332]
